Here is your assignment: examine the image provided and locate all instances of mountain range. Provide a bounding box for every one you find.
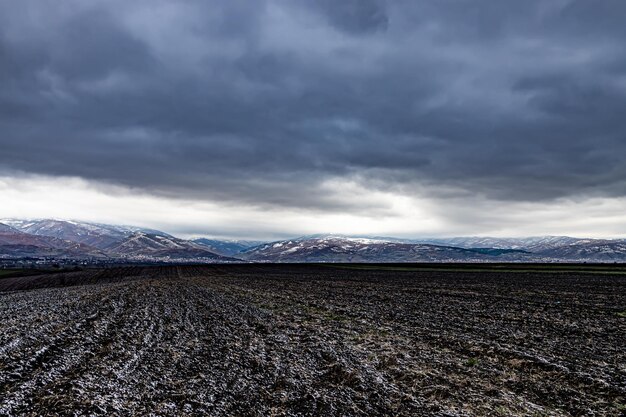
[0,219,234,263]
[1,218,626,263]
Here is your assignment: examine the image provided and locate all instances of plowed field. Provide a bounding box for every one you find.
[1,265,624,416]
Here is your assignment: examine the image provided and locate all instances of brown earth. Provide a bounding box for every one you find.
[0,264,624,416]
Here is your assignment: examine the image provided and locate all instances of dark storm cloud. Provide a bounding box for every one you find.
[1,0,626,209]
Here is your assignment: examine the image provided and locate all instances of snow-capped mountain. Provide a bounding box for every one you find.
[2,219,626,263]
[416,236,587,251]
[3,219,126,249]
[537,240,626,261]
[0,222,105,258]
[417,236,626,260]
[192,238,265,256]
[0,223,19,233]
[1,219,173,250]
[106,232,233,261]
[0,219,230,262]
[241,235,530,263]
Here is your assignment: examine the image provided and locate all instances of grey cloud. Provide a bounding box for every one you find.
[310,0,389,34]
[1,0,626,212]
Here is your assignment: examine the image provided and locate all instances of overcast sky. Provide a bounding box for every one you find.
[1,1,626,239]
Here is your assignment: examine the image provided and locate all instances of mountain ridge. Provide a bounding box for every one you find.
[192,238,265,257]
[240,236,534,263]
[0,222,106,259]
[1,219,626,263]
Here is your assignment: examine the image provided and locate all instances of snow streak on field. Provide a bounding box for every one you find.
[0,265,624,416]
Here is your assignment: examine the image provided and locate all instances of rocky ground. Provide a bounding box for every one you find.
[0,264,624,416]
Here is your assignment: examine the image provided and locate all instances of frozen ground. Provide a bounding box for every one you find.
[0,264,624,416]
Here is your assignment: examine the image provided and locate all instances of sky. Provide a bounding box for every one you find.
[1,0,626,240]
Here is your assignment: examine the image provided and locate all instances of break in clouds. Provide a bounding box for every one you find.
[1,1,626,225]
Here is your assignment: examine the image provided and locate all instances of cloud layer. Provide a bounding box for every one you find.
[1,1,626,235]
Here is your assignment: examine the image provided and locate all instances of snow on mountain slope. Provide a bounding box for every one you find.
[241,236,530,263]
[537,240,626,261]
[192,238,265,256]
[0,223,20,233]
[0,219,233,261]
[3,219,125,249]
[418,236,585,251]
[0,222,106,258]
[1,219,173,250]
[106,232,233,260]
[3,219,625,262]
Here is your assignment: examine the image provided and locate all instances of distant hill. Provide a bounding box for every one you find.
[2,219,172,250]
[0,222,105,258]
[241,236,532,263]
[536,240,626,262]
[2,219,625,263]
[193,238,264,256]
[417,236,587,251]
[105,232,236,262]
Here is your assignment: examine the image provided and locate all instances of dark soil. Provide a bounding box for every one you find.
[1,264,624,416]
